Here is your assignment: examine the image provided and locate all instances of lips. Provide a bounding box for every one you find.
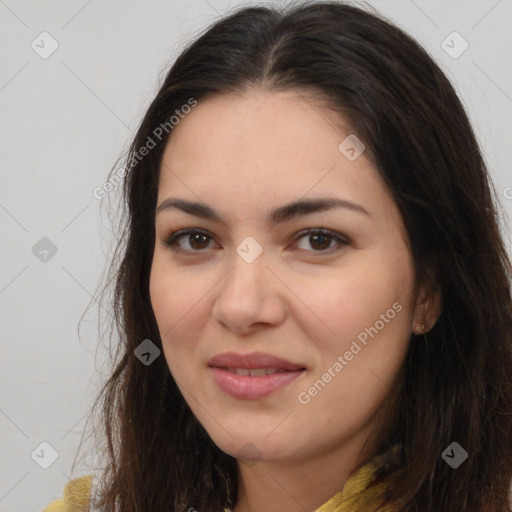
[208,351,306,371]
[208,351,307,400]
[224,367,288,376]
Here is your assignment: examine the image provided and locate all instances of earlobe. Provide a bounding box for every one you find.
[413,284,442,335]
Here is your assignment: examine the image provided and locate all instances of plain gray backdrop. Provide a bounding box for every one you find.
[1,0,511,510]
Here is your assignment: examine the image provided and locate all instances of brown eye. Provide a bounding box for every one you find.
[308,233,332,251]
[187,232,210,250]
[162,229,216,253]
[293,229,349,253]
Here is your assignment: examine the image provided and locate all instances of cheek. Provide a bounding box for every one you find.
[298,260,413,402]
[296,263,410,351]
[149,252,208,333]
[294,261,414,410]
[149,259,204,370]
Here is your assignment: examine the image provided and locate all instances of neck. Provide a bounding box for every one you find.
[231,430,377,512]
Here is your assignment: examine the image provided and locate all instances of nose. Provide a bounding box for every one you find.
[211,250,286,334]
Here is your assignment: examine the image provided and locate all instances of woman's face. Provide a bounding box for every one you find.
[150,88,424,465]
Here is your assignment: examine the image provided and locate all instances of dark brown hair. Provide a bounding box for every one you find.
[77,1,512,510]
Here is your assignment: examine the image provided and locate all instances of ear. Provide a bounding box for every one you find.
[412,282,442,335]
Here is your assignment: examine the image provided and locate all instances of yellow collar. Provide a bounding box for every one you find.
[224,447,399,512]
[43,446,400,512]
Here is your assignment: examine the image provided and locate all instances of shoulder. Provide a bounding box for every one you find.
[41,474,93,512]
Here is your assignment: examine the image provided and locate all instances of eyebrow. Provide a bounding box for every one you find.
[155,197,370,226]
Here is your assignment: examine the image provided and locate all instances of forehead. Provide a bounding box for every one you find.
[157,88,393,224]
[164,90,348,177]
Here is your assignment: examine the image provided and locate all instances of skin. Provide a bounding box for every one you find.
[149,88,439,512]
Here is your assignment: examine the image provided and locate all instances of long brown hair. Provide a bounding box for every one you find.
[76,2,512,510]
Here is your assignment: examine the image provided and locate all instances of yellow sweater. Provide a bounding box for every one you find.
[42,455,395,512]
[42,475,93,512]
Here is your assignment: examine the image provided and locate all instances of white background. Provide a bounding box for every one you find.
[1,1,511,510]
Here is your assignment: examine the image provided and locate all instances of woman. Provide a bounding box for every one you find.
[43,1,512,511]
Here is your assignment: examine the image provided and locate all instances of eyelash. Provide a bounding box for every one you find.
[161,228,349,255]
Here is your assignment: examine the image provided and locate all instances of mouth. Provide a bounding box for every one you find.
[207,352,307,400]
[217,367,302,376]
[208,351,306,371]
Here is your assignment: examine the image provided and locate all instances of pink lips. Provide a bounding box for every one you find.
[208,351,305,371]
[208,351,307,400]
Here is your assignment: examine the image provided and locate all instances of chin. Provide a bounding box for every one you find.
[205,424,296,464]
